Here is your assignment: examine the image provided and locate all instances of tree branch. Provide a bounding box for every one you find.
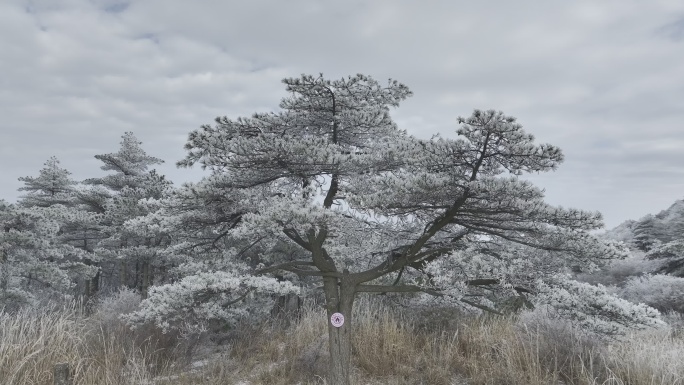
[282,227,312,251]
[465,278,533,294]
[254,260,342,278]
[254,260,315,275]
[356,284,443,297]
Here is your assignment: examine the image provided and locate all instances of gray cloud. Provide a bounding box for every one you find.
[657,16,684,41]
[2,0,684,229]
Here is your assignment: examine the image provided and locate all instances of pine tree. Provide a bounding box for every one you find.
[646,240,684,277]
[18,156,77,208]
[17,157,106,299]
[0,200,97,310]
[633,214,658,251]
[84,131,164,191]
[126,74,662,385]
[668,200,684,241]
[78,132,173,296]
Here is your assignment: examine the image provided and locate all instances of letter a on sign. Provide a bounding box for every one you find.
[331,312,344,328]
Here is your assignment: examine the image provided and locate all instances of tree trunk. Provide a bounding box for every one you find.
[1,250,9,299]
[135,261,140,291]
[323,276,355,385]
[90,269,100,296]
[119,260,127,289]
[270,293,302,326]
[84,258,99,301]
[141,260,150,299]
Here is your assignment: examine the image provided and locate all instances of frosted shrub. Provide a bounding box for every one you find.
[123,270,299,332]
[619,274,684,313]
[534,275,664,337]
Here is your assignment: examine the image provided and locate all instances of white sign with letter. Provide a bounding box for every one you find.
[330,312,345,328]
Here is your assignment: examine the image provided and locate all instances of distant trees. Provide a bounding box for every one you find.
[646,202,684,277]
[574,200,684,319]
[633,214,658,251]
[646,240,684,277]
[625,201,684,252]
[604,200,684,278]
[2,133,175,306]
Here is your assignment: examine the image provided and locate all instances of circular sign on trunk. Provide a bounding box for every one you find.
[330,312,345,328]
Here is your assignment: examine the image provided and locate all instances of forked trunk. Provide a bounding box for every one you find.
[323,277,356,385]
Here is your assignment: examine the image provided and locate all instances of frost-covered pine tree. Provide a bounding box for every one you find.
[78,132,173,295]
[132,74,663,385]
[83,131,165,192]
[77,131,165,214]
[99,170,174,296]
[645,202,684,276]
[17,157,106,298]
[633,214,659,251]
[0,200,97,310]
[18,156,77,208]
[667,200,684,241]
[646,239,684,277]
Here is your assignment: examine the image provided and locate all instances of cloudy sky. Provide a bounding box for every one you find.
[2,0,684,229]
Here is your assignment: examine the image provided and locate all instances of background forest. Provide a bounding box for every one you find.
[2,76,684,384]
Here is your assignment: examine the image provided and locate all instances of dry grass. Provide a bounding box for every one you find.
[203,299,684,385]
[2,295,683,385]
[603,329,684,385]
[0,291,185,385]
[0,303,157,385]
